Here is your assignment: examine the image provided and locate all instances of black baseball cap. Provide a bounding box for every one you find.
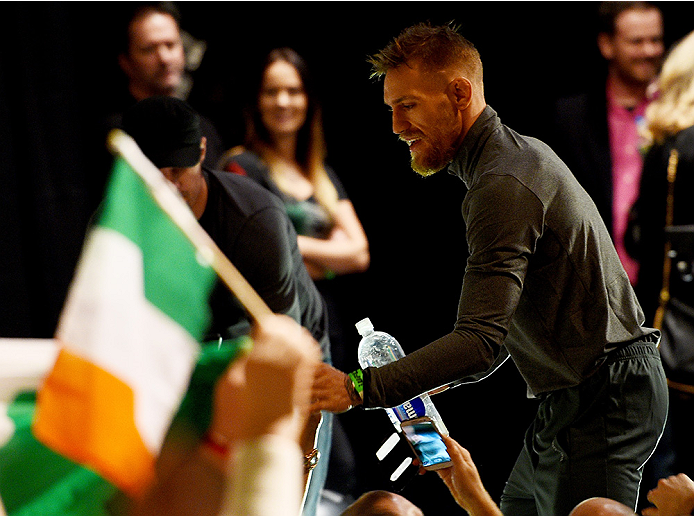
[122,96,203,168]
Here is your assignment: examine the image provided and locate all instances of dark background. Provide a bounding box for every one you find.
[1,2,691,513]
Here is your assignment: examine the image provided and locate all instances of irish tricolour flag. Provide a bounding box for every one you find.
[32,146,217,498]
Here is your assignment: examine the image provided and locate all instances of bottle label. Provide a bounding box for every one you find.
[393,397,426,422]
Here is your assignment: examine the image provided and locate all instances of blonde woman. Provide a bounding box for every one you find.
[631,29,694,327]
[628,29,694,503]
[642,31,694,151]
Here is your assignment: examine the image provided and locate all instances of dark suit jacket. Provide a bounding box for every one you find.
[548,84,614,235]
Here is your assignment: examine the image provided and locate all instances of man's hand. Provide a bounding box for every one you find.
[643,473,694,516]
[309,362,362,414]
[436,435,503,516]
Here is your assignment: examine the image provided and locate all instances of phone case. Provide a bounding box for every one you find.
[400,417,452,471]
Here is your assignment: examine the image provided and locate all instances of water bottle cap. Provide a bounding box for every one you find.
[355,317,374,336]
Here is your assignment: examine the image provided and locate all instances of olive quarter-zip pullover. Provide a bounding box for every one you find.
[364,106,656,408]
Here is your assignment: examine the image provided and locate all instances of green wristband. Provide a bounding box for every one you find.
[348,369,364,399]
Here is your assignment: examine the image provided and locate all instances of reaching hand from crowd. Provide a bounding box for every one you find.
[436,435,503,516]
[642,474,694,516]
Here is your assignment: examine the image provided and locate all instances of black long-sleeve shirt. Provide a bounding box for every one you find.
[364,106,655,407]
[199,168,329,354]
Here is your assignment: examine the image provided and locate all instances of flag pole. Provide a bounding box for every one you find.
[107,128,273,325]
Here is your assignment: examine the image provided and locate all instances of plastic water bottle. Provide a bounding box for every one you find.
[356,317,448,435]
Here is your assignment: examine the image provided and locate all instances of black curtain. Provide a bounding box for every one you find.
[1,3,99,337]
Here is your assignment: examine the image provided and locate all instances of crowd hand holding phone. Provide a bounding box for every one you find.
[399,418,503,515]
[436,434,503,516]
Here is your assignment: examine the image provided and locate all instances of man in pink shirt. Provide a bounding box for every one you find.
[600,2,664,283]
[605,82,651,284]
[550,1,664,285]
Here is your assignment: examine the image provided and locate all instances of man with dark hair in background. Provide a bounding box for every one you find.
[102,2,223,172]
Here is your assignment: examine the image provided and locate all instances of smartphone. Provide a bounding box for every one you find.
[400,416,452,471]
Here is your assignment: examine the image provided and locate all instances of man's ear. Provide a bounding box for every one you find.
[118,53,133,78]
[597,33,614,60]
[199,136,207,164]
[449,77,473,111]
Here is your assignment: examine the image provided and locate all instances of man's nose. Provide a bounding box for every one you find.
[392,111,409,135]
[157,45,178,64]
[643,40,664,58]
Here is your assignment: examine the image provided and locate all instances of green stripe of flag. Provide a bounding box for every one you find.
[97,156,216,341]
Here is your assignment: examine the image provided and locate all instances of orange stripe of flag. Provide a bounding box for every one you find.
[33,347,155,497]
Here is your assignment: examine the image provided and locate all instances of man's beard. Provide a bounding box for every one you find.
[410,142,456,177]
[619,58,662,88]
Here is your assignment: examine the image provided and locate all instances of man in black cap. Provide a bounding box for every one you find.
[121,95,331,516]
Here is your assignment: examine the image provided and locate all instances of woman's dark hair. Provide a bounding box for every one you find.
[241,48,337,213]
[243,47,326,173]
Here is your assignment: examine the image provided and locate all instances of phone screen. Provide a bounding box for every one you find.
[401,418,451,470]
